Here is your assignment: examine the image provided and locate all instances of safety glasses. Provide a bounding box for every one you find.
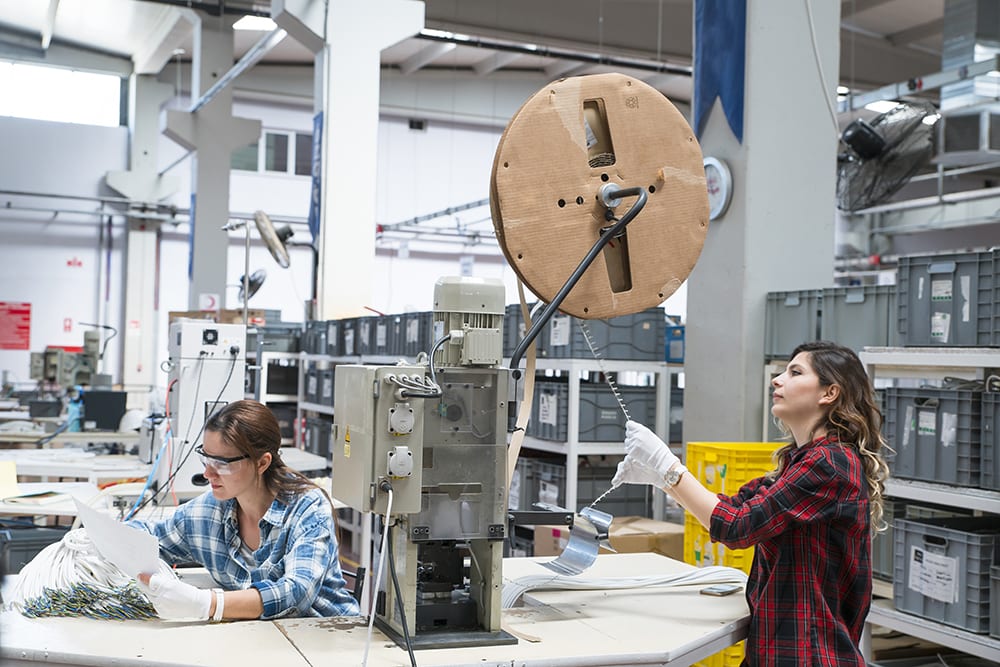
[195,445,249,475]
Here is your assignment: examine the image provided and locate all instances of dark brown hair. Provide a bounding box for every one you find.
[770,341,890,532]
[204,400,332,510]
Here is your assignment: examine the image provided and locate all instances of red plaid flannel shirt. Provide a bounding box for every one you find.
[710,435,871,667]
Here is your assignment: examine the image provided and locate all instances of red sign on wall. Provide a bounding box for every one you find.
[0,302,31,350]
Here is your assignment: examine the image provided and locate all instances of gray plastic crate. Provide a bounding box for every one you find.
[320,368,335,407]
[303,320,327,354]
[0,526,70,573]
[764,289,823,359]
[528,381,657,442]
[504,303,545,359]
[246,324,301,353]
[873,501,974,582]
[897,249,1000,347]
[544,308,666,361]
[304,416,332,459]
[874,500,908,581]
[820,285,898,352]
[507,457,531,511]
[893,516,1000,634]
[526,459,567,508]
[325,320,342,356]
[577,461,650,515]
[884,386,982,487]
[304,366,320,404]
[991,563,999,639]
[402,311,434,357]
[981,392,1000,491]
[373,316,396,356]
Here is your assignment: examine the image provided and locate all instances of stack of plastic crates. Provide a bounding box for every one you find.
[685,441,784,667]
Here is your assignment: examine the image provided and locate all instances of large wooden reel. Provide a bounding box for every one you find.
[491,73,710,319]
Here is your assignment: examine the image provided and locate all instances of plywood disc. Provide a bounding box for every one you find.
[490,73,709,319]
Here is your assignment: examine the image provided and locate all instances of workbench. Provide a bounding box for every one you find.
[1,552,749,667]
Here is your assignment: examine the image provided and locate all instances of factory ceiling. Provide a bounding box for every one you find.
[0,0,945,108]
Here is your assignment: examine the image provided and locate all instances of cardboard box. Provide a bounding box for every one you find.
[168,309,267,325]
[606,516,684,560]
[533,525,571,557]
[532,516,685,560]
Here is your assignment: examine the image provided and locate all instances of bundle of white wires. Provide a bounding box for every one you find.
[502,565,748,609]
[5,528,157,620]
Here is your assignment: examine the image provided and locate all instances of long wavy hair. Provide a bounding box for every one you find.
[204,400,334,516]
[769,341,890,532]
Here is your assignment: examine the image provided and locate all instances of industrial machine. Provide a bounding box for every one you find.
[29,330,101,388]
[332,276,514,649]
[154,320,246,501]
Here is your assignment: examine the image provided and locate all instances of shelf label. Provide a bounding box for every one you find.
[539,392,558,426]
[930,312,950,343]
[930,279,952,301]
[549,315,570,347]
[917,410,936,437]
[907,545,958,604]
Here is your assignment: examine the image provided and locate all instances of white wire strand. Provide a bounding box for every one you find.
[361,487,394,667]
[501,565,747,609]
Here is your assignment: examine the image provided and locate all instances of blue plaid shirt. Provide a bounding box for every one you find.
[130,488,359,619]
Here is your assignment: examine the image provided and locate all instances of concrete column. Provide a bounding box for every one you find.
[162,14,260,310]
[684,1,840,442]
[106,74,179,407]
[313,1,424,318]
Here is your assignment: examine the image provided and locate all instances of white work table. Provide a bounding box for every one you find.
[1,553,749,667]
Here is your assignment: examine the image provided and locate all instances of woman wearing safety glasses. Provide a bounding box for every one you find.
[129,400,360,621]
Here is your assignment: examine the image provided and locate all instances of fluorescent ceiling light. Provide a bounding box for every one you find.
[864,100,899,113]
[234,16,276,31]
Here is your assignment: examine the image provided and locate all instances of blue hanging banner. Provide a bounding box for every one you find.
[693,0,746,143]
[307,111,323,245]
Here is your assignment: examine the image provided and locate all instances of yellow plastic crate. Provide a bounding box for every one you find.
[682,442,783,576]
[685,443,781,667]
[695,640,744,667]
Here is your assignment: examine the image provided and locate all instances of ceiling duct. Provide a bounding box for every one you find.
[935,0,1000,165]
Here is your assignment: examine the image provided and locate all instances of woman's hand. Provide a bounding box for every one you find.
[611,458,666,488]
[137,571,213,620]
[623,420,679,478]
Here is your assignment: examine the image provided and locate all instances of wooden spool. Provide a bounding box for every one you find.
[491,73,710,319]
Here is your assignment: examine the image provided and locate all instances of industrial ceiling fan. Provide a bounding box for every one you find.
[223,210,294,325]
[836,101,938,212]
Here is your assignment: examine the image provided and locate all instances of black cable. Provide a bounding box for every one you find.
[385,520,418,667]
[33,419,70,447]
[509,186,648,375]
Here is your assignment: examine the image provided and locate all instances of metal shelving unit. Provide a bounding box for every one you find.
[858,346,1000,662]
[514,358,682,518]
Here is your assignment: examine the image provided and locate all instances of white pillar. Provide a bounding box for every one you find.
[106,74,179,407]
[313,1,424,318]
[684,1,840,441]
[162,14,261,310]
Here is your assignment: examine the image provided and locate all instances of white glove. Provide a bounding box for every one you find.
[138,569,212,621]
[624,420,679,477]
[612,458,666,488]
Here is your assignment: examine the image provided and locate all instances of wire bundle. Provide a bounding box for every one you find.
[6,528,157,621]
[501,565,748,609]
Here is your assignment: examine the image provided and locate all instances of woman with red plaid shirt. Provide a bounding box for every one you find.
[613,340,889,666]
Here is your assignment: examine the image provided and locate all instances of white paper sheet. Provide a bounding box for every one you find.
[73,498,160,579]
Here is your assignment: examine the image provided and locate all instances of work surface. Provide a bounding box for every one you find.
[1,553,749,667]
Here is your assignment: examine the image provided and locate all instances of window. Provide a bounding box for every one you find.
[231,130,313,176]
[0,61,121,127]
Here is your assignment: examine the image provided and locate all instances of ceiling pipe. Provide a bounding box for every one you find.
[128,0,269,18]
[416,28,692,77]
[190,27,287,113]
